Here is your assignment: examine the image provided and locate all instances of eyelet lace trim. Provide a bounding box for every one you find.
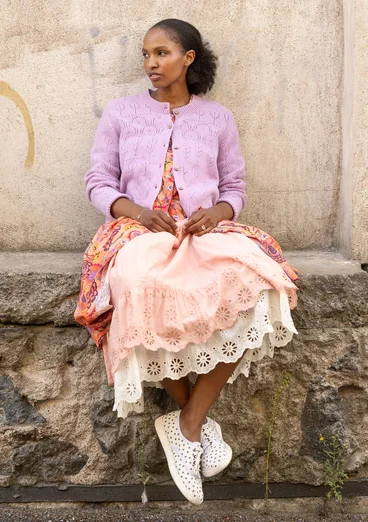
[107,263,297,374]
[112,289,297,418]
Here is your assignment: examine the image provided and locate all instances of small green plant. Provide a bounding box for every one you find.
[264,371,291,499]
[138,416,151,503]
[319,432,348,502]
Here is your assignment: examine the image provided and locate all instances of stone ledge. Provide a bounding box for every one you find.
[0,250,366,328]
[0,250,362,276]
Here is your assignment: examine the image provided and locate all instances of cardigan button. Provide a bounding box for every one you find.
[173,110,179,115]
[168,124,173,129]
[174,146,179,150]
[174,167,179,171]
[178,186,184,190]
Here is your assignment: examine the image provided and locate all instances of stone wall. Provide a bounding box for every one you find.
[0,1,344,252]
[1,252,367,490]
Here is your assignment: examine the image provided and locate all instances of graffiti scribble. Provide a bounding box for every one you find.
[0,81,35,168]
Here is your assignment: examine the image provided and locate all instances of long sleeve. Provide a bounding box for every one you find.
[216,109,246,220]
[84,100,131,221]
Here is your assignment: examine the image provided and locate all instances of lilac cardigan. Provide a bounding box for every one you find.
[85,89,246,221]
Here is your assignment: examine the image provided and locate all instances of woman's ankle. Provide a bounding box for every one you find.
[179,409,205,443]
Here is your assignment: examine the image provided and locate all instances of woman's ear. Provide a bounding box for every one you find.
[185,50,195,67]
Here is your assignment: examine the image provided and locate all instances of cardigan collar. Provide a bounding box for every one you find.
[140,89,202,116]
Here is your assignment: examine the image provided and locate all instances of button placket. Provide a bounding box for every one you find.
[172,163,184,190]
[171,128,183,190]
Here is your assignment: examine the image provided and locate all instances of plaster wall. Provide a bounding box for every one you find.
[351,0,368,262]
[339,0,353,258]
[0,0,343,251]
[339,0,368,264]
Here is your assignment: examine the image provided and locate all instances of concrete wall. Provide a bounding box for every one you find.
[340,0,368,263]
[339,0,354,259]
[351,0,368,262]
[0,1,344,252]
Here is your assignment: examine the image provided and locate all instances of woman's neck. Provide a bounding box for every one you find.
[150,87,192,109]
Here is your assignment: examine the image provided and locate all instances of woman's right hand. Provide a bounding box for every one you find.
[138,209,177,235]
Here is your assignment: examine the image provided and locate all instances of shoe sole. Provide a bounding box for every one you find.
[202,421,233,478]
[155,415,204,505]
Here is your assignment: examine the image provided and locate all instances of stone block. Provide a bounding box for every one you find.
[0,272,80,326]
[300,379,347,462]
[0,375,45,426]
[0,253,83,326]
[0,326,90,371]
[12,438,88,486]
[292,272,368,329]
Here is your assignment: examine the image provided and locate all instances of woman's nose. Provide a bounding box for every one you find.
[148,55,158,69]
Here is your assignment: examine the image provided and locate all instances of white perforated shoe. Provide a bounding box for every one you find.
[155,410,204,505]
[200,417,232,478]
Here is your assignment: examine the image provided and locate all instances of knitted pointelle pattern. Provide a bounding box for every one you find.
[84,89,246,221]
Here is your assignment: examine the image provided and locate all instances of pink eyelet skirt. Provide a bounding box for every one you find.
[101,221,298,418]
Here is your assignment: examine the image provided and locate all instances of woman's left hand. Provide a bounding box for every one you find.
[185,204,232,236]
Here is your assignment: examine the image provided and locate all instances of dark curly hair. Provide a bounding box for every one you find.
[149,19,218,95]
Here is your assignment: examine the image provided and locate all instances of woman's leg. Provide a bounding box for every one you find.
[161,376,191,409]
[180,357,244,442]
[161,353,246,441]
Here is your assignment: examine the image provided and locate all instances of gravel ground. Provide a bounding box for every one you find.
[1,500,368,522]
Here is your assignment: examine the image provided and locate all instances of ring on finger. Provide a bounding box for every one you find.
[201,224,206,230]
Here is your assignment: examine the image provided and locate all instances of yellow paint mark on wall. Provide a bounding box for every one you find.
[0,81,35,168]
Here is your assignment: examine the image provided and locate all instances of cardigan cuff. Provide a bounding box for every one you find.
[106,193,133,222]
[90,186,132,222]
[217,197,242,222]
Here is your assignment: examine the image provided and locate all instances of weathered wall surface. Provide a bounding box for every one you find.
[351,0,368,262]
[339,0,354,259]
[1,252,368,489]
[0,0,343,251]
[340,0,368,264]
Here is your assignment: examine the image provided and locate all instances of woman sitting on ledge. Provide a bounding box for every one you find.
[75,18,299,505]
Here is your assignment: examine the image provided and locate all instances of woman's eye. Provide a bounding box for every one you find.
[158,51,166,56]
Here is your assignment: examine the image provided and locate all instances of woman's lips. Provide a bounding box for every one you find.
[149,74,161,81]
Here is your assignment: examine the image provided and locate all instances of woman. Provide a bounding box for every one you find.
[75,19,299,505]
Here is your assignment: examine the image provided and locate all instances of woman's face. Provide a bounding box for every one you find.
[142,28,194,89]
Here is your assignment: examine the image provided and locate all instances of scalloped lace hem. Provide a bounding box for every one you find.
[112,289,297,418]
[109,279,296,358]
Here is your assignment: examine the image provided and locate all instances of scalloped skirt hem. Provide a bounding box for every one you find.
[110,288,297,418]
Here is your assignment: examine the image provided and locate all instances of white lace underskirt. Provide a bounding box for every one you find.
[113,289,297,418]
